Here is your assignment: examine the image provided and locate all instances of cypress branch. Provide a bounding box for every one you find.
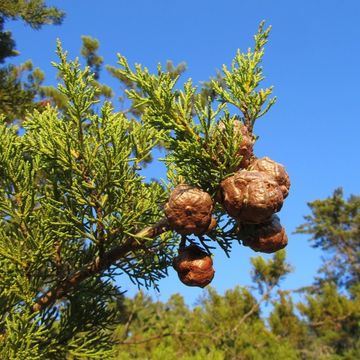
[32,218,169,312]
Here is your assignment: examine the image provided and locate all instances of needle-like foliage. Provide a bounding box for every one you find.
[0,22,282,357]
[116,21,275,195]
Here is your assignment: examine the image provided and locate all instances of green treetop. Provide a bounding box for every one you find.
[296,188,360,290]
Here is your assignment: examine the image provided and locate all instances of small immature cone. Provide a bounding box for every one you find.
[218,120,254,169]
[219,170,284,224]
[234,121,255,169]
[164,184,214,235]
[250,157,290,198]
[238,214,288,253]
[173,245,215,287]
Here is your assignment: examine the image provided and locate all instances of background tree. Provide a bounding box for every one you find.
[111,191,360,360]
[294,189,360,359]
[295,188,360,290]
[0,0,185,126]
[112,252,295,360]
[0,0,64,123]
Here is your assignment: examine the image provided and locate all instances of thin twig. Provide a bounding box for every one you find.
[231,283,276,334]
[309,313,353,328]
[122,303,137,341]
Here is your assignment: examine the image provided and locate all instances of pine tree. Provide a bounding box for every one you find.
[294,189,360,359]
[296,188,360,289]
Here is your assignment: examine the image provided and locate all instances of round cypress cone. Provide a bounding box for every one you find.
[238,214,288,253]
[217,120,254,169]
[250,157,290,198]
[219,170,284,224]
[173,245,215,287]
[164,184,214,235]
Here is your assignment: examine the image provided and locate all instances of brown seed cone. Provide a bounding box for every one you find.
[173,245,215,287]
[217,120,255,169]
[219,170,284,224]
[238,215,288,253]
[164,184,214,235]
[250,157,290,198]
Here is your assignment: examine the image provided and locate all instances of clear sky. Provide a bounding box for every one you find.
[7,0,360,305]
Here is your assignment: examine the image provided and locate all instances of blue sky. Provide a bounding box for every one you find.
[7,0,360,305]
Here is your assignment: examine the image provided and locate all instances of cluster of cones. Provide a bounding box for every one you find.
[164,121,290,287]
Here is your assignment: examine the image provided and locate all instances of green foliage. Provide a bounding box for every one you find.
[0,0,64,29]
[107,58,186,118]
[211,21,276,132]
[81,36,104,80]
[251,250,292,294]
[296,188,360,289]
[113,22,274,194]
[0,17,16,63]
[269,291,307,347]
[23,42,175,287]
[0,43,178,358]
[80,35,113,101]
[0,0,63,65]
[0,0,64,123]
[0,20,293,357]
[112,270,360,360]
[296,283,360,359]
[2,14,358,359]
[0,309,59,359]
[111,190,360,360]
[112,256,297,360]
[0,60,46,124]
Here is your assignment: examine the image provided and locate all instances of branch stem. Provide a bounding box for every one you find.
[32,218,169,313]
